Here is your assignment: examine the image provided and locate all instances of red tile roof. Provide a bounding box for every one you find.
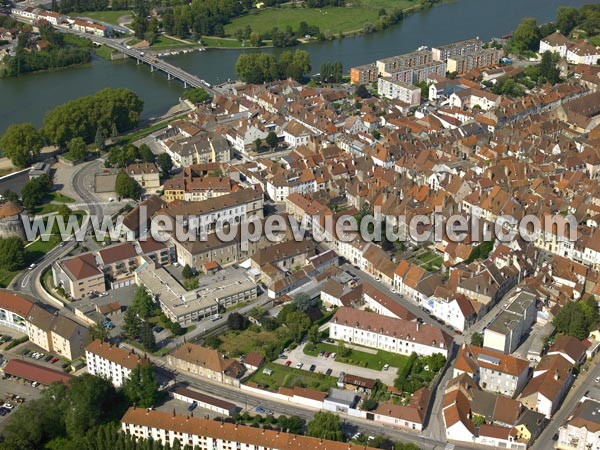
[3,359,72,385]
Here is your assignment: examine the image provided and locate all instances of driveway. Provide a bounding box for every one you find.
[281,342,398,386]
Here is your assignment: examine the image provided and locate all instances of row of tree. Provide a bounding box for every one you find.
[511,4,600,53]
[0,88,143,167]
[1,25,91,78]
[235,50,311,84]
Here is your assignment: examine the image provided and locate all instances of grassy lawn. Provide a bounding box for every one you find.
[224,0,419,37]
[149,35,200,51]
[117,112,189,145]
[93,45,115,60]
[200,36,256,49]
[219,327,290,357]
[413,249,443,272]
[247,362,338,392]
[78,10,131,26]
[304,342,409,371]
[50,192,75,204]
[0,269,18,288]
[589,35,600,47]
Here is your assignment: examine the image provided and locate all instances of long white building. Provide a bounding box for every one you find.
[121,407,377,450]
[85,339,147,387]
[330,307,452,358]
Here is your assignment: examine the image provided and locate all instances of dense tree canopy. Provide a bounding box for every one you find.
[307,411,344,442]
[236,50,311,84]
[157,153,173,175]
[67,137,87,161]
[0,123,44,168]
[21,174,53,211]
[123,362,159,408]
[115,172,142,200]
[553,296,599,340]
[511,17,540,52]
[43,88,144,146]
[182,88,211,104]
[0,237,26,271]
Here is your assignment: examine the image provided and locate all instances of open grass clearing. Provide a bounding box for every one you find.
[304,342,409,371]
[247,361,338,392]
[77,10,131,26]
[223,0,420,37]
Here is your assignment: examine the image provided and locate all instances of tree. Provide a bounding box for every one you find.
[307,411,344,441]
[157,153,173,175]
[539,51,561,84]
[131,285,157,319]
[140,321,156,352]
[182,264,195,279]
[0,123,43,168]
[471,332,483,347]
[182,88,211,104]
[88,324,109,343]
[138,144,155,163]
[204,334,222,349]
[250,32,262,47]
[123,362,159,408]
[254,138,262,153]
[67,137,86,161]
[94,127,106,152]
[63,374,119,439]
[321,61,343,83]
[265,131,278,150]
[115,172,142,199]
[355,84,370,99]
[293,292,318,312]
[21,174,52,211]
[0,237,26,271]
[227,312,249,330]
[552,299,598,340]
[123,307,142,339]
[43,88,143,146]
[307,325,319,344]
[556,6,578,35]
[278,415,305,434]
[361,398,378,411]
[511,17,540,52]
[283,310,311,342]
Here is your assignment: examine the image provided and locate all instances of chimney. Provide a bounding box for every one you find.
[554,370,559,381]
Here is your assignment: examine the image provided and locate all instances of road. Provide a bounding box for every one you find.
[9,160,106,322]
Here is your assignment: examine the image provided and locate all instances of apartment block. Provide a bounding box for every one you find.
[377,77,422,106]
[483,290,536,354]
[86,339,147,387]
[330,307,452,358]
[447,48,502,75]
[121,407,377,450]
[432,37,483,61]
[350,63,378,84]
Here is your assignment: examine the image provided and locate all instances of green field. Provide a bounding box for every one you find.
[149,35,200,51]
[78,10,131,26]
[224,0,419,37]
[201,36,252,49]
[304,342,409,371]
[247,362,338,392]
[219,327,290,357]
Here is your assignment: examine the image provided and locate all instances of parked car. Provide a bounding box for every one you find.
[330,353,337,359]
[324,352,330,358]
[188,401,197,412]
[325,368,333,376]
[285,360,292,367]
[309,364,316,372]
[44,355,53,362]
[296,362,303,369]
[383,364,390,371]
[595,376,600,383]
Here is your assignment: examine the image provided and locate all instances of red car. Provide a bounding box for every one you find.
[285,360,292,367]
[324,352,330,358]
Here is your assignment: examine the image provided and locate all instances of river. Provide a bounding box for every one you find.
[0,0,592,134]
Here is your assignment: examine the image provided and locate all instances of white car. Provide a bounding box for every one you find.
[595,376,600,383]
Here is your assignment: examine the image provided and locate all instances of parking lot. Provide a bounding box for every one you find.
[0,376,44,430]
[280,342,398,385]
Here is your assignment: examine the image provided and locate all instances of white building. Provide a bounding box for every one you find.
[330,307,452,358]
[377,77,421,106]
[556,398,600,450]
[85,339,146,387]
[121,407,371,450]
[483,290,536,354]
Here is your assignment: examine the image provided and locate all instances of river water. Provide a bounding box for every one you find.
[0,0,591,134]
